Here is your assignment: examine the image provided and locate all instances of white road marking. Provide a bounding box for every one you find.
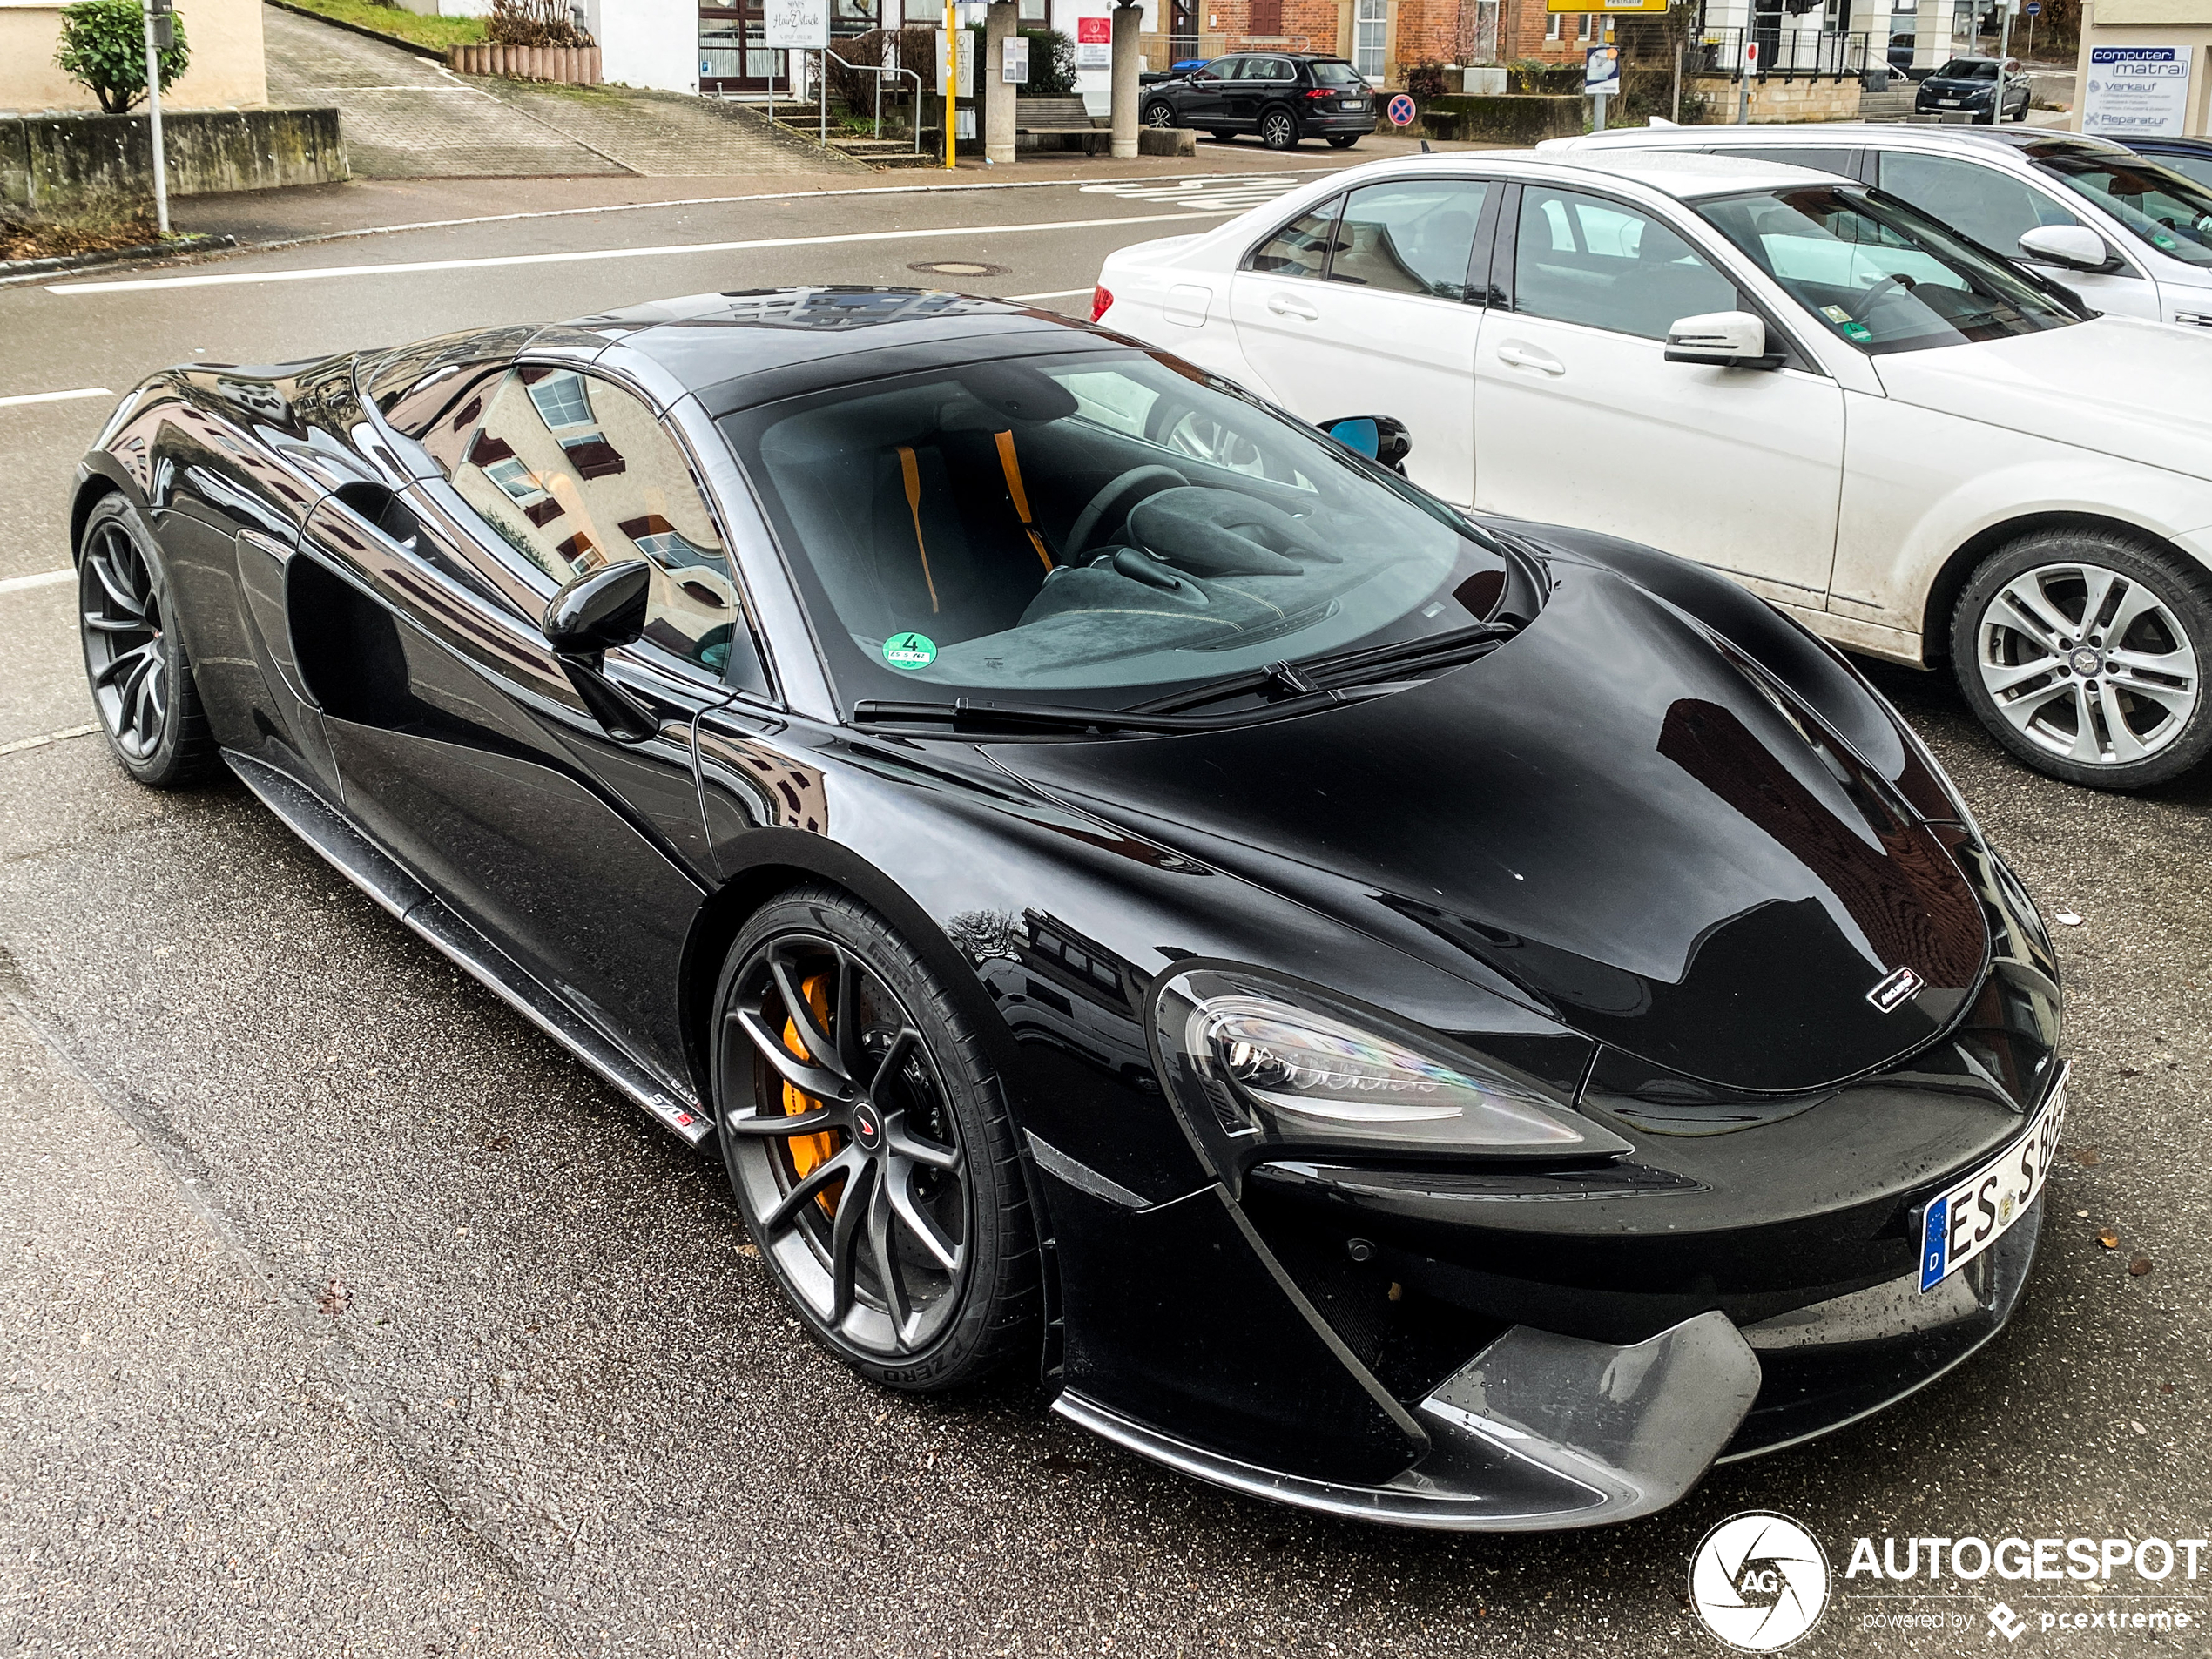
[1007,288,1096,301]
[47,210,1244,295]
[0,387,113,408]
[0,570,74,596]
[0,722,99,759]
[1081,177,1305,208]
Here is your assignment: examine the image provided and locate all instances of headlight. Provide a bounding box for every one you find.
[1153,968,1631,1184]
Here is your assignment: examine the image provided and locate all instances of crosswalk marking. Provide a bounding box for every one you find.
[1081,176,1308,212]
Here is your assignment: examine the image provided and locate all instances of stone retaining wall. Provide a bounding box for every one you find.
[447,44,602,84]
[1,106,347,210]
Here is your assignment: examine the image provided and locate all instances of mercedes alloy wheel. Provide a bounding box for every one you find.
[1953,529,2212,789]
[714,888,1038,1390]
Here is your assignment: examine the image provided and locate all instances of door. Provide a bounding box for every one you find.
[699,0,776,93]
[296,365,745,1086]
[1179,57,1238,128]
[1229,56,1292,129]
[1473,183,1846,601]
[1872,149,2162,320]
[1227,178,1492,504]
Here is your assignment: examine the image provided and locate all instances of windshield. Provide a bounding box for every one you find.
[1698,184,2080,354]
[1311,61,1365,85]
[1935,58,1998,78]
[2029,145,2212,267]
[718,350,1514,710]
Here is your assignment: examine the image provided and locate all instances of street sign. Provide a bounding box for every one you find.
[2083,44,2194,138]
[1386,91,1416,126]
[2026,2,2040,12]
[763,0,826,51]
[1003,35,1028,83]
[1584,44,1620,95]
[1744,38,1759,69]
[1074,13,1111,69]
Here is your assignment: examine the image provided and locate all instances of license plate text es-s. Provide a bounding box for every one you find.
[1918,1066,2069,1292]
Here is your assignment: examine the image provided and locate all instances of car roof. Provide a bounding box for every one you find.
[1558,123,2131,159]
[1533,148,1853,198]
[566,287,1124,416]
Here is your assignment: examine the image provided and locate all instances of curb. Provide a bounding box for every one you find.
[262,0,448,60]
[0,232,236,282]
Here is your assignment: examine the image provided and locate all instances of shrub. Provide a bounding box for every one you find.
[54,0,190,115]
[1404,59,1451,99]
[488,0,591,49]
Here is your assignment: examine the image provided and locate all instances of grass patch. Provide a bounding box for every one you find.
[1,202,159,263]
[272,0,486,50]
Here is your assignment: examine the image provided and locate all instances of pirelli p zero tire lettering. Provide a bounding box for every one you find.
[712,886,1040,1393]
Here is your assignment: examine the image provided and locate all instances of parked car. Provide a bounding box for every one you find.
[1096,152,2212,788]
[76,286,2061,1530]
[1139,52,1375,149]
[1139,56,1210,86]
[2119,133,2212,192]
[1913,55,2032,121]
[1542,124,2212,329]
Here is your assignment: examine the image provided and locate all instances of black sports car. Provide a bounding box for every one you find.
[73,287,2066,1529]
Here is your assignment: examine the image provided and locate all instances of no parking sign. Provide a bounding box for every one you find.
[1386,91,1416,126]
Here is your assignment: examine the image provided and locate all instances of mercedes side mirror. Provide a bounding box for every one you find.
[1664,310,1784,369]
[1321,414,1412,474]
[543,560,658,742]
[2018,224,2115,273]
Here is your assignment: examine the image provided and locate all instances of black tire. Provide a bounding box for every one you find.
[1950,526,2212,790]
[77,493,217,790]
[1326,132,1360,149]
[1259,106,1300,149]
[1206,128,1236,142]
[1143,98,1175,128]
[713,886,1040,1392]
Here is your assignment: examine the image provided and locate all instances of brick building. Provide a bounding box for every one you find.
[1184,0,1595,87]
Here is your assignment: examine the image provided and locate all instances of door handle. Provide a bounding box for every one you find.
[1267,293,1320,321]
[1495,343,1565,375]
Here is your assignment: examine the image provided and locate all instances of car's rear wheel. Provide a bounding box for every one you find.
[77,495,215,790]
[1326,132,1359,148]
[1206,128,1236,141]
[713,887,1039,1391]
[1951,528,2212,789]
[1259,107,1299,149]
[1143,98,1175,127]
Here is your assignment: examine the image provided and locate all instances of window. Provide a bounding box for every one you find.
[1018,0,1045,17]
[2148,149,2212,192]
[1699,185,2079,354]
[1546,10,1561,37]
[1310,59,1364,84]
[1723,145,1860,179]
[1353,0,1386,78]
[2027,146,2212,269]
[1247,57,1293,81]
[1328,179,1488,300]
[1874,151,2080,259]
[1199,56,1239,78]
[1512,187,1737,340]
[446,369,747,678]
[719,351,1507,705]
[1246,198,1345,279]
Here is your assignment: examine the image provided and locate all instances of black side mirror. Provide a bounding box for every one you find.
[544,559,651,664]
[543,559,658,742]
[1321,415,1412,475]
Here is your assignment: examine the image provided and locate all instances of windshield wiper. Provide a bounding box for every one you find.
[1132,622,1514,717]
[850,687,1394,738]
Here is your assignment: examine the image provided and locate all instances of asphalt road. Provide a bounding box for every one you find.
[2,175,2208,1659]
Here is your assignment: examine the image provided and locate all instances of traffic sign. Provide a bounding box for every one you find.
[2027,2,2040,13]
[1386,91,1416,126]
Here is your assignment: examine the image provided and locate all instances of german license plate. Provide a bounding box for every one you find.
[1341,99,1364,110]
[1939,97,1961,105]
[1919,1065,2067,1291]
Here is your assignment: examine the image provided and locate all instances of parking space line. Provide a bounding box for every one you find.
[0,387,112,408]
[0,722,99,759]
[47,210,1244,295]
[0,570,74,596]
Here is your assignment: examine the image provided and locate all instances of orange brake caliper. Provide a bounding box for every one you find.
[781,973,846,1217]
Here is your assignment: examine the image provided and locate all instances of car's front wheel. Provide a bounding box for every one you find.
[1259,107,1299,149]
[713,887,1040,1391]
[1952,528,2212,789]
[77,494,216,790]
[1143,98,1175,127]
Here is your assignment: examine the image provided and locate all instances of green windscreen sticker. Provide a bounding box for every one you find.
[883,631,938,671]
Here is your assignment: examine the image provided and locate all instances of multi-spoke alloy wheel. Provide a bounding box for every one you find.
[1260,109,1298,149]
[1954,531,2212,790]
[77,496,213,788]
[714,888,1037,1389]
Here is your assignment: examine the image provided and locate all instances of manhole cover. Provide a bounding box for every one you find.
[908,260,1009,276]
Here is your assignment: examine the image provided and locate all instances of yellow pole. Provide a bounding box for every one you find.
[944,0,957,168]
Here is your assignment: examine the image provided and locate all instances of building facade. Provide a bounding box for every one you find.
[0,0,267,112]
[2074,0,2210,135]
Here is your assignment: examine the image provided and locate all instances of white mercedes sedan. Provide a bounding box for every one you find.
[1092,151,2212,789]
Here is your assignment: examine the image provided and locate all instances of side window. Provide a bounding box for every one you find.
[448,369,749,678]
[1876,152,2079,254]
[1513,186,1739,340]
[1328,179,1488,300]
[1201,56,1239,78]
[1251,57,1292,81]
[1247,195,1345,278]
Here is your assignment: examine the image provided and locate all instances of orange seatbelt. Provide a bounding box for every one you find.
[994,430,1056,572]
[895,445,940,613]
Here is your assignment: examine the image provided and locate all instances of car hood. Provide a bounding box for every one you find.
[1872,318,2212,480]
[1922,76,1997,93]
[988,565,1988,1095]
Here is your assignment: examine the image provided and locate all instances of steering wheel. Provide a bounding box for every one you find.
[1858,271,1918,306]
[1066,465,1187,558]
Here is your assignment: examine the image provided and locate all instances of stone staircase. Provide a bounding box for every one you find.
[1859,85,1917,121]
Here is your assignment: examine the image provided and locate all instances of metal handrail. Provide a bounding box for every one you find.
[821,45,924,155]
